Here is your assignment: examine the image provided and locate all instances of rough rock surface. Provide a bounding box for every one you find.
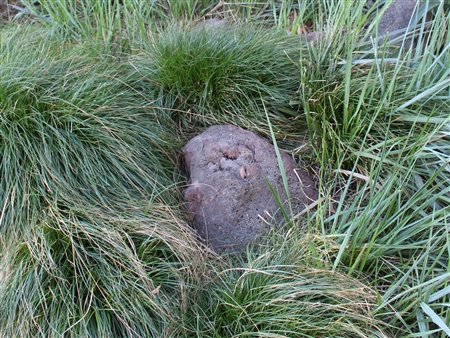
[182,125,317,251]
[377,0,420,47]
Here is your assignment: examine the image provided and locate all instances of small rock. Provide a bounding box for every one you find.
[182,125,317,251]
[376,0,420,47]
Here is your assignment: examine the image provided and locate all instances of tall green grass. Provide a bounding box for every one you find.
[295,1,450,336]
[0,25,208,337]
[2,0,450,337]
[190,232,392,337]
[132,24,299,131]
[0,25,178,239]
[1,202,206,337]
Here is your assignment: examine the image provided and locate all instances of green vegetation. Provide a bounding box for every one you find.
[138,25,298,127]
[1,0,450,337]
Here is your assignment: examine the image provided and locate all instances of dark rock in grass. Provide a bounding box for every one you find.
[376,0,420,47]
[182,125,317,251]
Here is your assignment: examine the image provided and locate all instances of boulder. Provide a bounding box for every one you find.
[376,0,420,47]
[182,125,317,251]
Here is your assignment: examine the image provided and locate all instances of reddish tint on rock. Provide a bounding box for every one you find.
[182,125,317,251]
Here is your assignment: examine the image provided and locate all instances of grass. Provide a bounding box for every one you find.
[1,203,206,337]
[132,23,299,132]
[1,0,450,337]
[193,232,393,337]
[0,24,210,337]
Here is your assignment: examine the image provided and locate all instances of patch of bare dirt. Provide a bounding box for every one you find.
[0,0,23,23]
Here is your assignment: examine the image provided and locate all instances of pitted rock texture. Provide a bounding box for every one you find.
[182,125,317,251]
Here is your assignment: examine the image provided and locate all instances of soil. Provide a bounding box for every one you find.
[0,1,23,23]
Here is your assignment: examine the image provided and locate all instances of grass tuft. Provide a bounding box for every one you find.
[0,25,209,337]
[188,232,392,337]
[133,24,299,130]
[2,1,450,336]
[1,202,205,337]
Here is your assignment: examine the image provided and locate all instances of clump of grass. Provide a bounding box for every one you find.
[0,25,209,337]
[1,202,206,337]
[319,118,450,336]
[18,0,224,48]
[187,231,392,337]
[19,0,123,43]
[297,0,450,172]
[133,24,299,130]
[295,0,389,171]
[4,1,450,336]
[19,0,315,42]
[0,25,179,240]
[293,1,450,335]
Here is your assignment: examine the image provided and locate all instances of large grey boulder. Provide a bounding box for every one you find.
[182,125,317,251]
